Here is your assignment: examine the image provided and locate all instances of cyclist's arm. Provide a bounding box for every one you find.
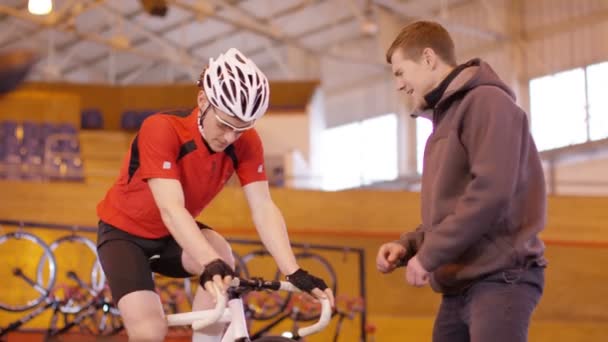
[243,180,299,276]
[148,178,221,272]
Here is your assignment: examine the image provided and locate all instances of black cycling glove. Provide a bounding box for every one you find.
[285,268,328,293]
[199,259,236,288]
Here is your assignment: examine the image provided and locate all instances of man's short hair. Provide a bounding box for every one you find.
[386,21,457,67]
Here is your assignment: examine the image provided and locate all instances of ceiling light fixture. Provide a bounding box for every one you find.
[28,0,53,16]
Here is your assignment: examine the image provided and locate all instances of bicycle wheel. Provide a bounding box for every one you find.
[0,231,57,311]
[241,249,290,321]
[157,279,192,314]
[276,251,337,322]
[36,234,106,314]
[233,249,250,279]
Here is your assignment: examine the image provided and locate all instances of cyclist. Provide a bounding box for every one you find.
[96,47,334,342]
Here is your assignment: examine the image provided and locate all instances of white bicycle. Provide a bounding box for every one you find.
[166,277,332,342]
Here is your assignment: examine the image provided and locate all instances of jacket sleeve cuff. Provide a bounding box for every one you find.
[394,230,425,264]
[416,244,439,272]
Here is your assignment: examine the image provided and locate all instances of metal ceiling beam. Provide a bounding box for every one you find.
[268,0,324,19]
[465,8,608,60]
[61,15,194,76]
[170,0,283,41]
[341,0,371,31]
[118,60,163,84]
[185,28,240,57]
[56,8,142,76]
[183,1,319,56]
[0,0,27,21]
[234,22,324,62]
[56,8,142,52]
[525,7,608,41]
[0,0,103,49]
[0,5,195,76]
[169,0,324,58]
[172,0,383,67]
[322,32,375,55]
[245,15,385,68]
[374,0,506,41]
[58,0,344,79]
[97,4,197,65]
[62,1,244,76]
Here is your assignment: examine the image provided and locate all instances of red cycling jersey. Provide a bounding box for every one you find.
[97,108,267,238]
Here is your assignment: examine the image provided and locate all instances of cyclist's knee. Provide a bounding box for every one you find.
[118,291,168,342]
[183,230,235,274]
[126,321,168,342]
[203,229,235,268]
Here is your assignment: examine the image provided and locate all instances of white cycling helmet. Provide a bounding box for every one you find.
[199,48,270,123]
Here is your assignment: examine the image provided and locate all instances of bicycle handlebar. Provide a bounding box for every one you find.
[166,277,332,338]
[190,284,228,331]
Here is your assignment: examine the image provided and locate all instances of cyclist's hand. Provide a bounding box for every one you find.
[376,242,407,274]
[199,259,235,301]
[286,268,335,307]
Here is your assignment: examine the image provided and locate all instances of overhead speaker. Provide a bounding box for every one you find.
[0,50,38,96]
[140,0,168,17]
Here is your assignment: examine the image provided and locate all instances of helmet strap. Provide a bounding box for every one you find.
[198,104,212,140]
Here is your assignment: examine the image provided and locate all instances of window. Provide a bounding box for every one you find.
[530,68,587,150]
[586,61,608,140]
[416,118,433,174]
[320,122,362,191]
[529,60,608,151]
[320,114,398,190]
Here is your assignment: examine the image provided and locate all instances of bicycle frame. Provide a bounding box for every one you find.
[167,278,332,342]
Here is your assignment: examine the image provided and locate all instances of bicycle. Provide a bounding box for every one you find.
[166,277,332,342]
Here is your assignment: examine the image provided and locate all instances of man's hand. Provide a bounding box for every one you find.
[405,255,429,287]
[199,259,236,302]
[376,242,407,274]
[286,268,335,307]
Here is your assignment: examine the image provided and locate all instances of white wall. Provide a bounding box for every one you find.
[255,112,309,160]
[544,156,608,196]
[254,111,312,188]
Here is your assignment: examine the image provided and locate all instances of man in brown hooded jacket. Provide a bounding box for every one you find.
[376,21,547,342]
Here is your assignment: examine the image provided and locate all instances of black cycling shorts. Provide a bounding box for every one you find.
[96,220,212,305]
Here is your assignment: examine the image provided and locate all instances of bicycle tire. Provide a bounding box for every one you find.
[241,249,290,321]
[233,249,250,279]
[0,231,57,312]
[157,279,192,314]
[35,234,106,314]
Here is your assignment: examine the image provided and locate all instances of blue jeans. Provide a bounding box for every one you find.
[433,266,544,342]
